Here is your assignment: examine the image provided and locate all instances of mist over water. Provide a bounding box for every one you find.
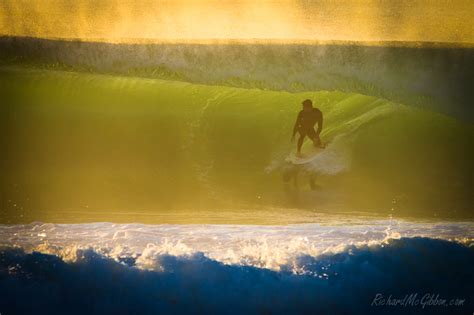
[1,0,473,43]
[2,37,473,119]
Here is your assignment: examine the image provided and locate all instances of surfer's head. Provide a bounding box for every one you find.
[302,99,313,111]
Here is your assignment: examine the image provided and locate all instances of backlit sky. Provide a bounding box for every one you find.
[0,0,473,43]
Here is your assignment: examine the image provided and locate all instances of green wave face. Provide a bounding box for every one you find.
[2,39,473,120]
[1,66,472,222]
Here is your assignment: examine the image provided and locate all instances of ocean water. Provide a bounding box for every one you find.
[1,37,473,119]
[0,219,473,314]
[0,39,473,314]
[1,62,472,219]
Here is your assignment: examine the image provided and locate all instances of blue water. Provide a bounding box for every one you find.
[0,220,472,314]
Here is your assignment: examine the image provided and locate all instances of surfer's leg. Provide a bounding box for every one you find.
[297,131,306,156]
[308,128,321,147]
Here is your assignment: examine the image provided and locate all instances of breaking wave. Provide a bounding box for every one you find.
[1,65,472,217]
[0,221,473,315]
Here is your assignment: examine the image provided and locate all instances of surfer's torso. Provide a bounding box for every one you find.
[296,108,322,130]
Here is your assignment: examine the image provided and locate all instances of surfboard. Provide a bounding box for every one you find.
[286,140,325,165]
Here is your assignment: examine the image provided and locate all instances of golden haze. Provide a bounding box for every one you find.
[0,0,473,43]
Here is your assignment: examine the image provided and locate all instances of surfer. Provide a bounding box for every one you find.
[291,99,323,157]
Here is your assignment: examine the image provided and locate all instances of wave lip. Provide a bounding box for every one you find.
[1,221,473,271]
[0,237,473,315]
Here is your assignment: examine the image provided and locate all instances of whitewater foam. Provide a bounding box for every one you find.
[1,220,472,273]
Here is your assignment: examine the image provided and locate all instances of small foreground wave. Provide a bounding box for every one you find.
[0,238,472,315]
[0,221,473,314]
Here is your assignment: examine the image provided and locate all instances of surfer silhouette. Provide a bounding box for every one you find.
[291,99,323,157]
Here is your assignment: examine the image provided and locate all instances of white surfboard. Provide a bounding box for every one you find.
[286,140,325,165]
